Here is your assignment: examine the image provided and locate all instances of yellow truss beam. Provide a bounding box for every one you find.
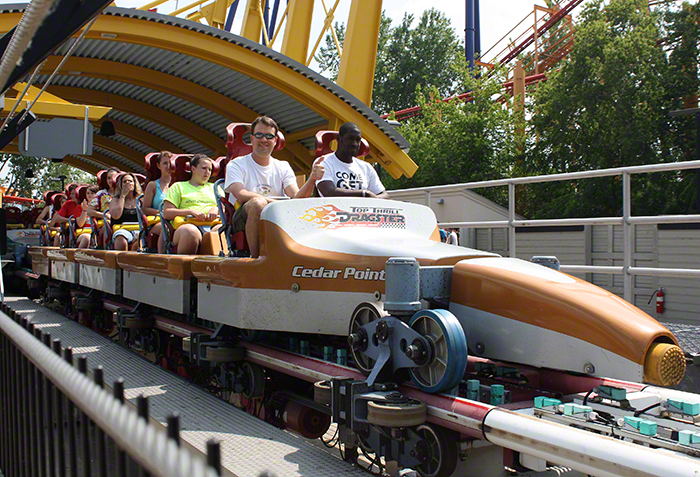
[186,0,234,28]
[281,0,314,63]
[240,0,263,42]
[336,0,382,107]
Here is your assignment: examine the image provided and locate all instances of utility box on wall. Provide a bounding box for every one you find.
[19,118,93,158]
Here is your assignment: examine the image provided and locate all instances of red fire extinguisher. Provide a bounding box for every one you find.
[649,288,665,314]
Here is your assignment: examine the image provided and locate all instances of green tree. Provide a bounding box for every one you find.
[316,9,463,115]
[382,64,523,205]
[1,154,93,200]
[523,0,698,219]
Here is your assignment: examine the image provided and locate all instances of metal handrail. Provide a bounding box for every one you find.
[0,309,219,477]
[390,159,700,302]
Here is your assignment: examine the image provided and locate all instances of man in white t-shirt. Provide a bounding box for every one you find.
[315,122,390,199]
[224,115,323,258]
[447,228,459,245]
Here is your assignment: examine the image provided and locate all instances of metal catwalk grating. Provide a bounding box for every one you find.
[3,296,363,477]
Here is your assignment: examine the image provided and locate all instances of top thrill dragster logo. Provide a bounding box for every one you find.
[300,205,406,229]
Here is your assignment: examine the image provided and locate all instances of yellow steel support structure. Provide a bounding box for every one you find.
[240,0,263,43]
[186,0,233,28]
[281,0,314,63]
[336,0,382,107]
[5,83,111,120]
[0,9,417,179]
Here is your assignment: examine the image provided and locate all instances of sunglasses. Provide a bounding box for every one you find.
[252,132,276,140]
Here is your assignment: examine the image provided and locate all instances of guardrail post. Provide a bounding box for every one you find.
[77,356,91,477]
[52,339,66,477]
[43,332,56,477]
[425,190,431,211]
[63,347,78,477]
[508,182,516,258]
[623,172,632,303]
[93,367,107,477]
[34,326,46,477]
[113,379,127,477]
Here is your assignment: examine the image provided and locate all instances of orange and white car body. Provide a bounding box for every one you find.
[188,197,681,386]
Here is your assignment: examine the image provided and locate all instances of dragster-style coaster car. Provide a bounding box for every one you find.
[21,197,696,477]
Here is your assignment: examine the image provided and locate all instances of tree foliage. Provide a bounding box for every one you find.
[381,64,523,206]
[316,9,463,115]
[522,0,700,218]
[1,154,93,200]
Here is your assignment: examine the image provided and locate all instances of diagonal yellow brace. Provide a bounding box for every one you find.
[6,83,112,120]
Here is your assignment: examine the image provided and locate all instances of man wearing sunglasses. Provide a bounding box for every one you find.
[314,122,389,199]
[224,115,323,258]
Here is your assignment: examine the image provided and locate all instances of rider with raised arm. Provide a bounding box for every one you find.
[315,122,389,199]
[109,174,143,251]
[224,115,324,258]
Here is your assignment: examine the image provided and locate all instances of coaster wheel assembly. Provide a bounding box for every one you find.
[348,301,388,374]
[366,398,427,427]
[408,309,468,393]
[413,423,458,477]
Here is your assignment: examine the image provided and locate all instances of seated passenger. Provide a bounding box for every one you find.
[75,185,99,249]
[315,122,390,199]
[109,173,143,251]
[142,151,172,253]
[162,154,220,255]
[49,184,82,246]
[88,167,120,246]
[35,191,59,225]
[224,115,324,258]
[90,167,120,217]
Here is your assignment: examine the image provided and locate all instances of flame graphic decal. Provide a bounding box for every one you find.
[299,205,342,229]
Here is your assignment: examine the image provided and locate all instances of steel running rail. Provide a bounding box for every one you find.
[0,307,220,477]
[394,159,700,303]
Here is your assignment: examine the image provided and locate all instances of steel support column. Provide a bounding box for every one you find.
[240,0,263,42]
[336,0,382,107]
[281,0,314,63]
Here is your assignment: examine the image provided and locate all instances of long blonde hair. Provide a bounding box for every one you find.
[115,173,143,199]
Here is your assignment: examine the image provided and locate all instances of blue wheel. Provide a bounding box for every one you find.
[409,309,468,393]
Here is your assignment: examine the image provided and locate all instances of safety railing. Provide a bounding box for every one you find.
[398,159,700,303]
[0,302,222,477]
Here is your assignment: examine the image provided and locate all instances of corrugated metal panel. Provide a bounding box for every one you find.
[111,135,153,156]
[591,225,608,253]
[106,111,210,155]
[52,39,327,133]
[515,231,585,265]
[68,154,103,171]
[93,145,146,174]
[635,225,656,253]
[42,76,232,141]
